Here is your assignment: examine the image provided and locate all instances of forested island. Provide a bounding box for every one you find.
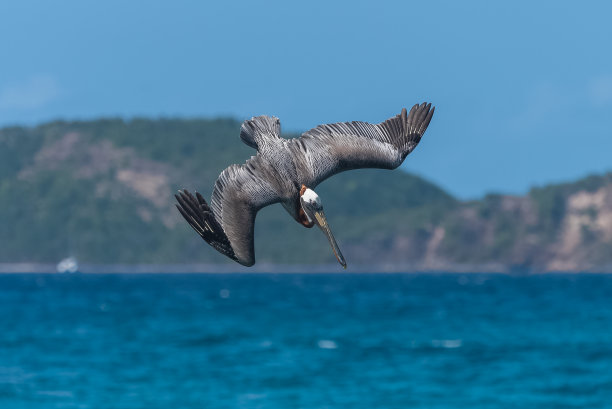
[1,118,611,272]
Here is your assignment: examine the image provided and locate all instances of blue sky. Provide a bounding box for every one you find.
[1,1,611,198]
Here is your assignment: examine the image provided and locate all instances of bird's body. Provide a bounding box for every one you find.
[176,103,435,267]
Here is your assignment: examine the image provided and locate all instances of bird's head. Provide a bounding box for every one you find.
[299,185,347,269]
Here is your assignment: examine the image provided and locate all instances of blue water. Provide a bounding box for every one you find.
[1,273,612,408]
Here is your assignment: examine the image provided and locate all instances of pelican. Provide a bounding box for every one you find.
[175,103,435,268]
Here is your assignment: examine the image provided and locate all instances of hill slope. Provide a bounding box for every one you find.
[1,118,611,271]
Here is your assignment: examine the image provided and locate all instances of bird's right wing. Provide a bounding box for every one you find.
[288,103,434,188]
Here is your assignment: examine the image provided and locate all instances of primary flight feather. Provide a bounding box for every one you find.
[175,102,435,268]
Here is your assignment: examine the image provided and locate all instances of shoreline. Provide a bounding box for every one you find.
[1,262,612,274]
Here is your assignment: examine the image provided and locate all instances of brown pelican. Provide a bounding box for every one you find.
[175,102,435,268]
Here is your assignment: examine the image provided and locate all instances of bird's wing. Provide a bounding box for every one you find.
[208,154,285,266]
[239,115,281,150]
[288,103,434,188]
[175,189,239,263]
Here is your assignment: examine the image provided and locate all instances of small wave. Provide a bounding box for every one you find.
[431,339,462,349]
[239,393,267,401]
[318,339,338,349]
[36,390,74,397]
[259,340,273,348]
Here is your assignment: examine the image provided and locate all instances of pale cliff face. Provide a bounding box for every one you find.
[546,186,612,271]
[334,179,612,272]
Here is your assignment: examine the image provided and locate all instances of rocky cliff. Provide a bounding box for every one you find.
[1,118,611,271]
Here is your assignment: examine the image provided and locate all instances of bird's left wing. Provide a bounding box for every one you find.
[176,154,284,266]
[208,154,285,266]
[288,103,434,188]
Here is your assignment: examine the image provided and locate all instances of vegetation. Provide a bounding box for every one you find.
[1,118,611,270]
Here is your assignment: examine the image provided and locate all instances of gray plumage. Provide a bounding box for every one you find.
[176,102,435,266]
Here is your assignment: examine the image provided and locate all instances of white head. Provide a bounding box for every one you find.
[299,188,322,223]
[299,185,346,269]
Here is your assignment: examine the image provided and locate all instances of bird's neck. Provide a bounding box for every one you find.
[297,184,314,228]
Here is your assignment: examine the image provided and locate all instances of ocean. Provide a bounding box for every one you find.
[1,273,611,408]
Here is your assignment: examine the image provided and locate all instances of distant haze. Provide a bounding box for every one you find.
[1,1,611,198]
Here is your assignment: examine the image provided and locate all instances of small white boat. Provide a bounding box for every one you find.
[56,257,79,274]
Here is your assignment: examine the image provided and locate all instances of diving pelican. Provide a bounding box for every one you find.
[175,102,435,268]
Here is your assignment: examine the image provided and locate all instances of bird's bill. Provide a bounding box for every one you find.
[313,210,347,269]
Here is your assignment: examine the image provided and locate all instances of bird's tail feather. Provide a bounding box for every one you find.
[175,189,237,262]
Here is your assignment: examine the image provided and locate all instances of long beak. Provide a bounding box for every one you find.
[314,210,347,269]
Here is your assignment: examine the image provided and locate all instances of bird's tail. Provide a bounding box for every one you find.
[175,189,238,262]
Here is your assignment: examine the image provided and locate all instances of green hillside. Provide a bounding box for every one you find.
[1,118,611,271]
[0,118,455,265]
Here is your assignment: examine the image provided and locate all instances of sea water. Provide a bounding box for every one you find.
[1,273,611,408]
